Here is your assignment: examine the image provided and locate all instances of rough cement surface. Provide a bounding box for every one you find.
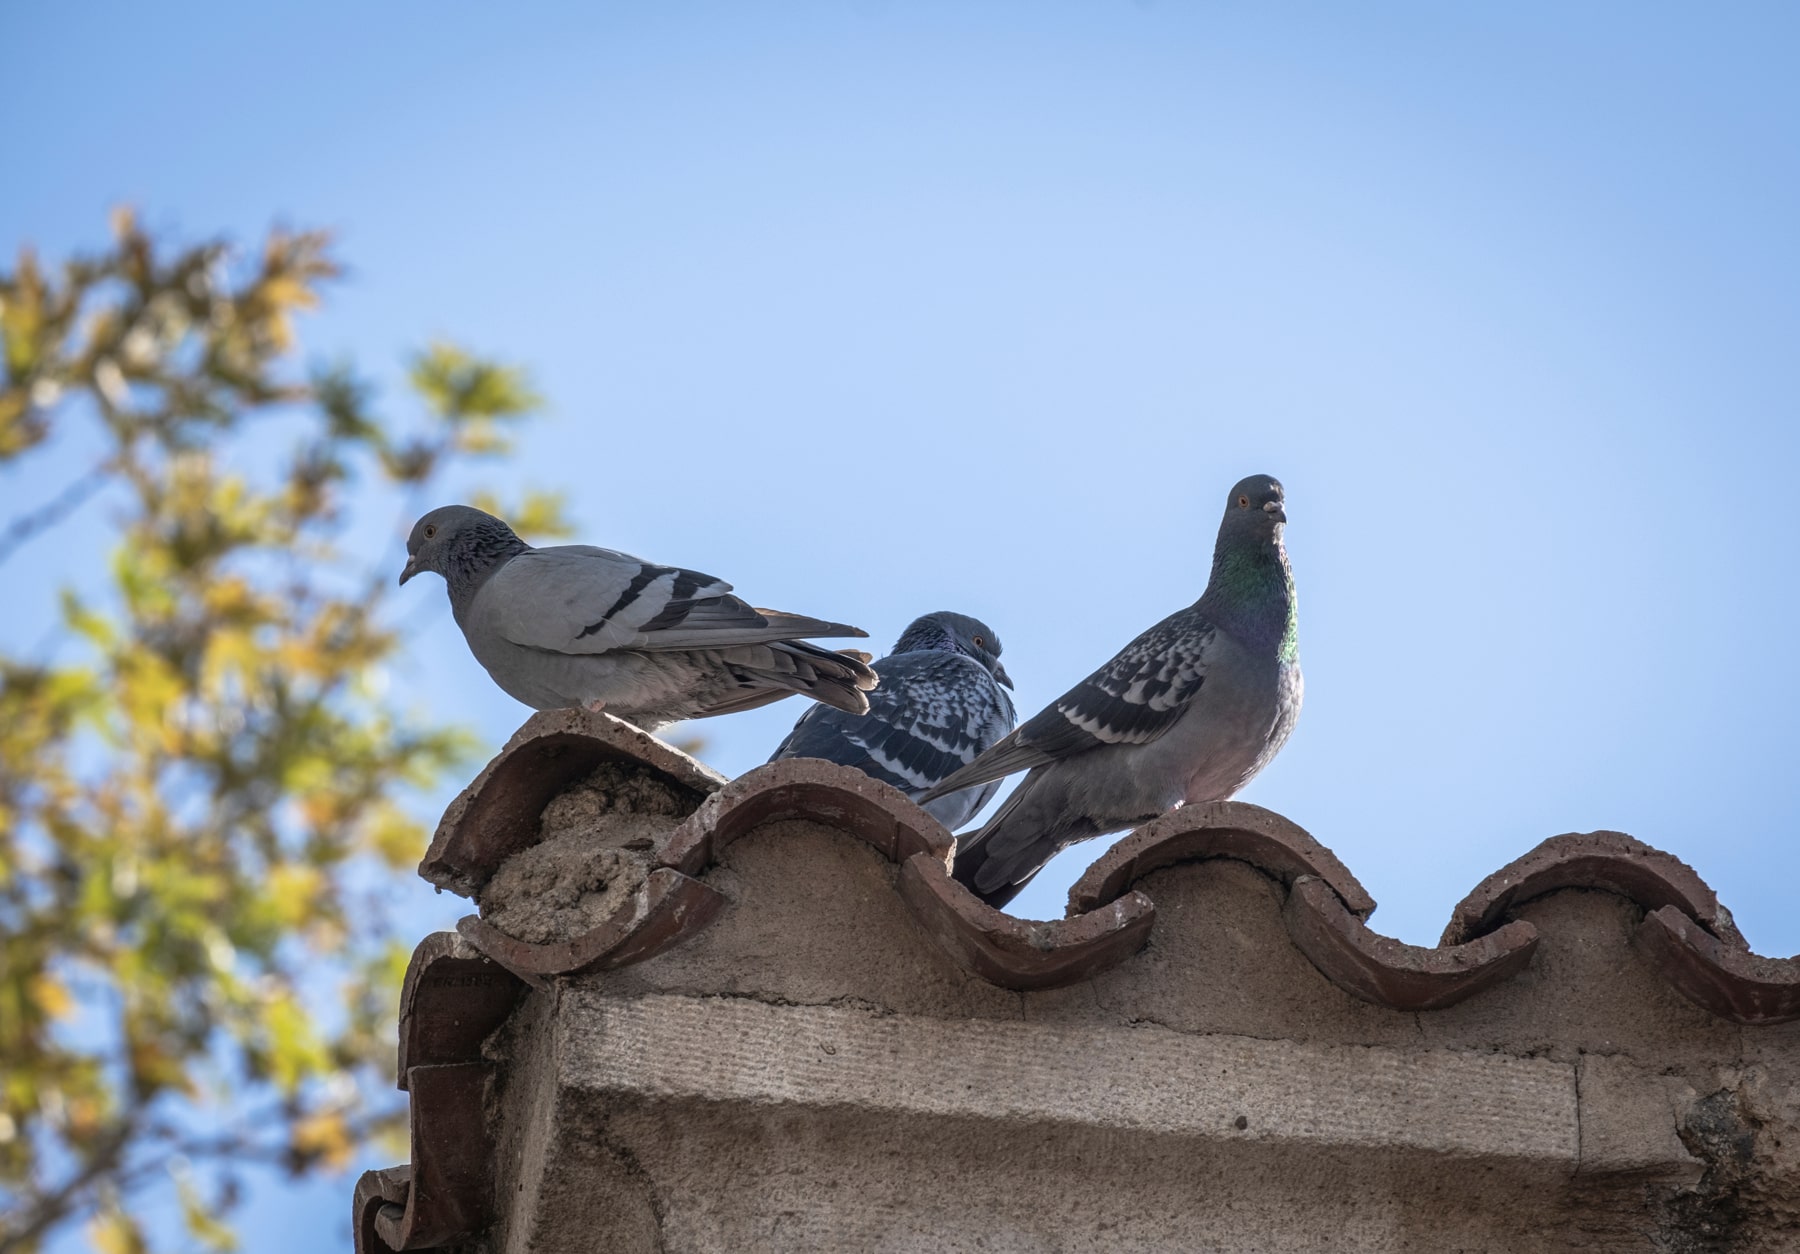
[573,1097,1582,1254]
[603,818,1023,1020]
[1418,890,1745,1069]
[477,761,696,944]
[559,992,1582,1161]
[1651,1067,1800,1252]
[1040,858,1422,1047]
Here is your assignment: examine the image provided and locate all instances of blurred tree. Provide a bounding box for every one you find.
[0,211,567,1253]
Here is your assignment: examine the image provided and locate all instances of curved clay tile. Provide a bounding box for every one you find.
[1065,800,1377,919]
[898,852,1157,991]
[362,933,527,1253]
[656,759,1159,990]
[419,707,727,898]
[396,931,525,1087]
[418,717,1798,1022]
[351,1165,409,1254]
[1440,830,1744,948]
[1283,876,1540,1011]
[457,866,725,981]
[374,1061,492,1251]
[656,757,956,875]
[1635,905,1800,1026]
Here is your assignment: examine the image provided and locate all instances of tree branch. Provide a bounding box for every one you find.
[0,459,116,567]
[0,1118,137,1254]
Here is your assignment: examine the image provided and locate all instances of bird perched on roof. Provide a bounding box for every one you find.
[399,504,877,732]
[769,612,1018,830]
[918,475,1301,909]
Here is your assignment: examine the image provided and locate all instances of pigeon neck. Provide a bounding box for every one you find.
[446,527,531,615]
[1200,534,1297,660]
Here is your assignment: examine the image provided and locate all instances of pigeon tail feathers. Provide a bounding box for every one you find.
[696,640,877,720]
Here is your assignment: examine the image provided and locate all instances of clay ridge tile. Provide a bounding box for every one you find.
[457,866,726,981]
[1635,906,1800,1026]
[358,933,523,1254]
[351,1165,408,1254]
[421,712,1800,1023]
[898,852,1155,991]
[651,758,1156,992]
[419,708,727,898]
[1284,876,1540,1011]
[657,756,956,875]
[396,931,526,1087]
[1440,830,1745,949]
[1066,800,1376,919]
[422,715,1158,991]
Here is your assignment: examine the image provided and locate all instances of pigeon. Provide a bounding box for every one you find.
[918,475,1301,909]
[399,504,878,732]
[769,612,1019,830]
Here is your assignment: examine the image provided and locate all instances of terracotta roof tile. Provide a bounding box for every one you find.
[350,1165,408,1254]
[897,852,1155,991]
[414,711,1798,1021]
[419,707,726,898]
[1283,875,1539,1011]
[456,866,725,981]
[1066,800,1376,919]
[657,755,955,875]
[1440,829,1745,949]
[396,931,524,1087]
[1636,904,1800,1026]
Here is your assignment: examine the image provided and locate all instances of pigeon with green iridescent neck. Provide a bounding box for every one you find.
[918,475,1301,909]
[399,504,877,732]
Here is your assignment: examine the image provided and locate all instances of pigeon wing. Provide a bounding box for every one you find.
[773,651,1016,797]
[917,608,1215,801]
[477,546,864,654]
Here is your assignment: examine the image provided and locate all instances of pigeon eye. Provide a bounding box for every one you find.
[424,524,437,539]
[973,635,985,648]
[1237,495,1250,509]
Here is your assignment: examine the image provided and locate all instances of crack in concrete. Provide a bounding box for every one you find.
[592,1127,671,1254]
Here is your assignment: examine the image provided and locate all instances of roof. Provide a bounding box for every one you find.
[355,708,1800,1254]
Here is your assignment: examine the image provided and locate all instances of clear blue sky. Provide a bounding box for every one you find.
[6,3,1799,1249]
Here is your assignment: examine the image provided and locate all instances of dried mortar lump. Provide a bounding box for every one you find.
[478,759,701,944]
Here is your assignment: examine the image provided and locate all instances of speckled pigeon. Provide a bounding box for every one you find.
[918,475,1301,909]
[769,612,1019,830]
[399,504,877,732]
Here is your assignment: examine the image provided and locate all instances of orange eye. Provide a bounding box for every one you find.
[1237,495,1250,508]
[424,524,437,539]
[973,635,985,648]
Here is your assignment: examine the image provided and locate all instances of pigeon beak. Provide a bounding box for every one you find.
[1263,501,1287,523]
[398,555,420,586]
[994,661,1015,690]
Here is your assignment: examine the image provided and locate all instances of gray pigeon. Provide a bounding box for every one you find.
[918,475,1301,909]
[769,612,1019,830]
[399,504,877,731]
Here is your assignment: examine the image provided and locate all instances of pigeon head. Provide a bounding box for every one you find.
[399,504,529,592]
[894,612,1013,689]
[1218,475,1286,538]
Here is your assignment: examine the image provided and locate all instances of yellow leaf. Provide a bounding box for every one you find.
[89,1207,147,1254]
[29,973,73,1020]
[265,864,324,927]
[367,803,423,870]
[291,1108,354,1172]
